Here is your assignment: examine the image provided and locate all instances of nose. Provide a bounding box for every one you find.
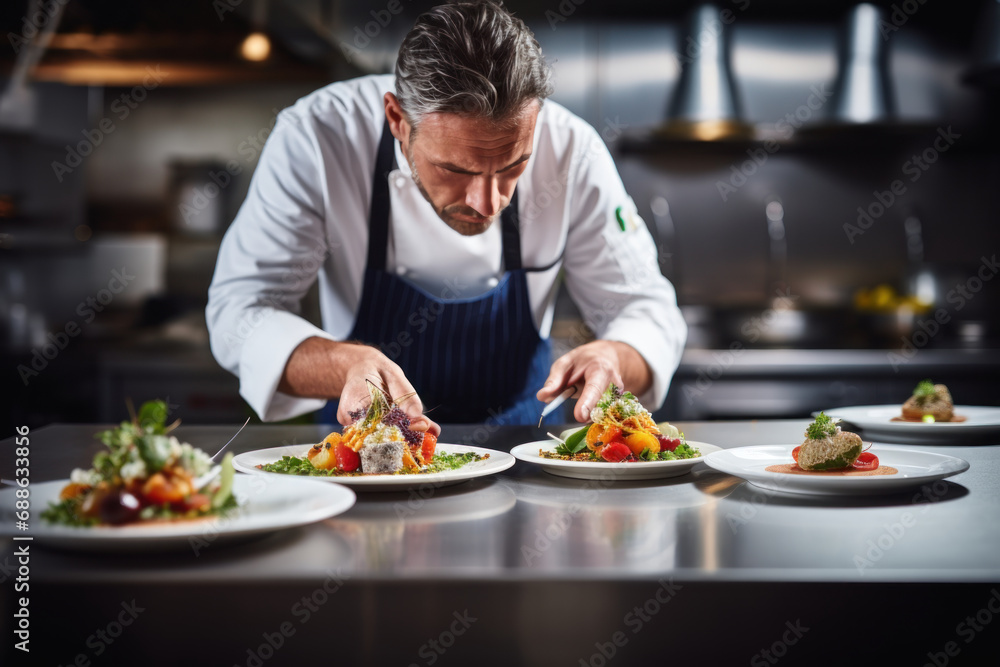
[465,175,500,219]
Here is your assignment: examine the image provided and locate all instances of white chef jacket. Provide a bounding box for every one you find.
[207,74,686,422]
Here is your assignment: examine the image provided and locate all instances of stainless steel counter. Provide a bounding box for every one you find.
[3,421,999,665]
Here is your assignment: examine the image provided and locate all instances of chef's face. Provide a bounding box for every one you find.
[387,94,538,236]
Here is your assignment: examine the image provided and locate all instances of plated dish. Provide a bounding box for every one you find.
[253,381,490,480]
[41,400,237,528]
[3,476,355,552]
[544,384,702,463]
[511,440,720,481]
[900,380,959,423]
[235,443,514,492]
[783,412,890,475]
[821,405,1000,444]
[704,445,969,496]
[822,380,1000,444]
[514,383,715,480]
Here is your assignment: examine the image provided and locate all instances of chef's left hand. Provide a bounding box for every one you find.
[537,340,652,423]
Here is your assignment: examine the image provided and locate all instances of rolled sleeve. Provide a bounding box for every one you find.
[236,309,336,422]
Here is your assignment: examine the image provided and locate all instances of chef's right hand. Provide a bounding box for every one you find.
[337,344,441,437]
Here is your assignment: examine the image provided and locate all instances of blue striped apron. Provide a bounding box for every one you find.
[320,120,555,426]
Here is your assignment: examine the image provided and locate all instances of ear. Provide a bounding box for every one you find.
[383,92,411,147]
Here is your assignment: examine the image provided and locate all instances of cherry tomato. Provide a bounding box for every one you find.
[420,432,437,463]
[600,442,631,462]
[143,471,192,505]
[658,436,681,452]
[792,446,801,463]
[335,443,361,472]
[602,426,624,445]
[853,451,879,471]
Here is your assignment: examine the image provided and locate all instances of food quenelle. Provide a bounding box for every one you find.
[901,380,955,422]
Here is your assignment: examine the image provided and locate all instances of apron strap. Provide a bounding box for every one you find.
[500,190,522,271]
[368,118,522,273]
[367,119,398,272]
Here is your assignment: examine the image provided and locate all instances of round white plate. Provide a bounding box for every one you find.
[0,476,356,552]
[233,443,514,492]
[510,440,720,481]
[821,405,1000,444]
[703,444,970,496]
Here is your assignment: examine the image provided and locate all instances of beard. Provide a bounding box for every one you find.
[406,150,503,237]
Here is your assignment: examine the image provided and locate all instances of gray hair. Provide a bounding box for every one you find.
[394,1,553,128]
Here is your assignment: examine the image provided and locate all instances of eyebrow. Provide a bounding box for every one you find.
[433,153,531,175]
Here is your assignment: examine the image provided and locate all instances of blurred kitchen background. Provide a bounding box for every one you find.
[2,0,999,434]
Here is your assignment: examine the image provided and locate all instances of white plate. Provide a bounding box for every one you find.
[510,440,720,481]
[0,476,356,552]
[703,444,969,496]
[233,443,514,492]
[821,405,1000,444]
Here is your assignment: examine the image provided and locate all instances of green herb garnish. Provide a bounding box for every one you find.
[659,442,699,460]
[913,380,937,405]
[805,412,839,440]
[259,451,486,476]
[594,384,642,420]
[555,425,590,456]
[40,497,98,527]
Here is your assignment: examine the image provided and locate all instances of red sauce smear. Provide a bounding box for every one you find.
[890,415,966,423]
[764,463,898,477]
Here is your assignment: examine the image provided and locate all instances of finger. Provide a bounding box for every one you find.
[575,367,617,422]
[378,367,434,428]
[336,377,369,427]
[409,414,442,437]
[536,354,573,402]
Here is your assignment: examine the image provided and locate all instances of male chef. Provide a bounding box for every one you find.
[207,1,686,434]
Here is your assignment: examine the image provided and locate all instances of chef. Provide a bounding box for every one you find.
[207,1,686,434]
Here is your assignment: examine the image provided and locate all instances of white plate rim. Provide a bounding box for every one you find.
[703,444,970,494]
[233,442,514,488]
[510,439,720,470]
[1,476,356,545]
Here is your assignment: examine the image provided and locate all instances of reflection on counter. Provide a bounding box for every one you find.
[325,479,516,572]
